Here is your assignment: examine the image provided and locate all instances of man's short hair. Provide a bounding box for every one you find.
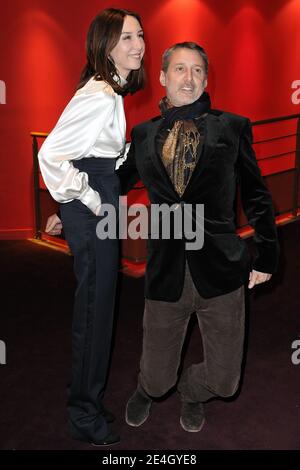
[161,42,209,76]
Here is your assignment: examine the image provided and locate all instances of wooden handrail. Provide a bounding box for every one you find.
[30,131,49,138]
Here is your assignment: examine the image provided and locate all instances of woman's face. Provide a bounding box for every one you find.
[110,15,145,79]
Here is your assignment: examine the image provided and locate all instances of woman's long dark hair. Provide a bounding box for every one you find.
[77,8,146,95]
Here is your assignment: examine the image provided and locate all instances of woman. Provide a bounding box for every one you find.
[38,8,145,446]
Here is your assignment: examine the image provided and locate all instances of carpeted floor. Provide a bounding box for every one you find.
[0,220,300,450]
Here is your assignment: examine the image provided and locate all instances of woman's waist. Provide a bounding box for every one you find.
[73,156,118,174]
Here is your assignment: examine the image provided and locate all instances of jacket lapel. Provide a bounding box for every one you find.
[145,111,224,200]
[146,118,179,198]
[182,112,223,199]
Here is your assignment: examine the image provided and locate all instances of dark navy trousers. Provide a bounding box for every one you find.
[60,157,120,441]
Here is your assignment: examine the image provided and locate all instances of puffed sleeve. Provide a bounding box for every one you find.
[38,82,115,215]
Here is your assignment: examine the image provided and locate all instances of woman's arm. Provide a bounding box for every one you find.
[38,82,115,215]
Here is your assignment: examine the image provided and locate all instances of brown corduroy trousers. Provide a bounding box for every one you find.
[139,263,245,403]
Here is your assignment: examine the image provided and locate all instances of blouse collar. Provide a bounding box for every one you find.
[113,74,127,87]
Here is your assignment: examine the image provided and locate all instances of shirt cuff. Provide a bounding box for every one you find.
[115,142,130,170]
[78,185,101,215]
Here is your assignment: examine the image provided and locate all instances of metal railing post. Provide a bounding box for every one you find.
[32,135,41,239]
[292,116,300,217]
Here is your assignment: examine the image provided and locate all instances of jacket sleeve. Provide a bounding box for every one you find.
[237,118,279,273]
[116,129,141,194]
[38,85,115,215]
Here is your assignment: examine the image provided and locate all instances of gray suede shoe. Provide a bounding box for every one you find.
[180,402,205,432]
[125,386,152,427]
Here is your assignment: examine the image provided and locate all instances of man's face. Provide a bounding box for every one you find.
[160,48,207,107]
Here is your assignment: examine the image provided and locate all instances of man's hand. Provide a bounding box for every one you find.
[45,213,62,236]
[248,269,272,289]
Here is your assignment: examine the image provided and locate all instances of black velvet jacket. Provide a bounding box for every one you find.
[117,109,279,300]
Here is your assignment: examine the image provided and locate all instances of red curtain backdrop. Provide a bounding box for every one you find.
[0,0,300,237]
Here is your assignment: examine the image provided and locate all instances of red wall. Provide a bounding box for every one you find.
[1,0,300,237]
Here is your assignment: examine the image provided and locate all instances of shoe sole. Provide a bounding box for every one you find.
[180,417,206,433]
[72,431,120,446]
[91,439,120,447]
[74,435,120,447]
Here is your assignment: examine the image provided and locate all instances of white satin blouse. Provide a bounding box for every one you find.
[38,77,129,215]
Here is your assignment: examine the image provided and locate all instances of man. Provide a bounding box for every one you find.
[118,42,279,433]
[46,42,279,433]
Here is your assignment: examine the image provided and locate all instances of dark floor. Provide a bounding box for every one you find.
[0,220,300,450]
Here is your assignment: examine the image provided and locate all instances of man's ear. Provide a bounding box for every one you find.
[159,70,166,87]
[203,77,208,89]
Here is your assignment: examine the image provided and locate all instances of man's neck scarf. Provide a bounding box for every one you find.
[158,92,211,196]
[159,91,211,128]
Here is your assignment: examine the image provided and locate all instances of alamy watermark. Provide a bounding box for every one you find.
[0,340,6,365]
[291,80,300,105]
[0,80,6,104]
[96,197,204,251]
[291,339,300,365]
